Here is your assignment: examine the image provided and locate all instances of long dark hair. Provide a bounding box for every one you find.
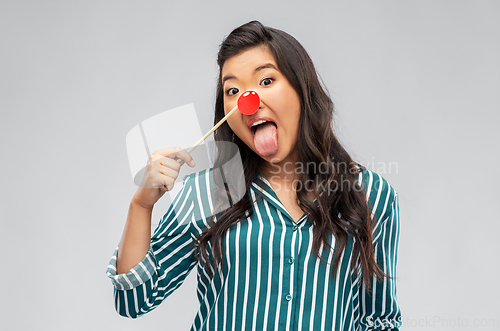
[195,21,386,288]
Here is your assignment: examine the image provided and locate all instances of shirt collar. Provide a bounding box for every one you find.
[250,172,316,224]
[251,173,290,218]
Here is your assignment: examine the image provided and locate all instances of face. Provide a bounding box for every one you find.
[221,45,301,172]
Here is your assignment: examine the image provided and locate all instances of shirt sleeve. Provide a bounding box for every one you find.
[106,174,205,318]
[359,191,402,330]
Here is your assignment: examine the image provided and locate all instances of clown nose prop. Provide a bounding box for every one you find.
[237,91,260,115]
[185,91,260,154]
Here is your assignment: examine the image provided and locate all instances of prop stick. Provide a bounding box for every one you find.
[186,104,238,154]
[180,91,260,157]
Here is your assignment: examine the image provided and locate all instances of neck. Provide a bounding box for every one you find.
[260,158,301,195]
[259,154,320,201]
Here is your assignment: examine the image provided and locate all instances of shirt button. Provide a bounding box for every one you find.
[288,257,294,264]
[293,225,298,231]
[285,294,292,301]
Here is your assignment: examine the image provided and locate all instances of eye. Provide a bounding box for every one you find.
[226,87,239,96]
[260,77,274,86]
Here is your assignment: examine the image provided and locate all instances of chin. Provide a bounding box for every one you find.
[262,153,284,163]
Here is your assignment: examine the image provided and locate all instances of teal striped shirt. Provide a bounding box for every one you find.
[107,167,401,330]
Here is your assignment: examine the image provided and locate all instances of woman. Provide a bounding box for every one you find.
[107,21,401,330]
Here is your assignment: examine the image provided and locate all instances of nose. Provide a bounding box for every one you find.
[257,97,265,110]
[237,90,260,115]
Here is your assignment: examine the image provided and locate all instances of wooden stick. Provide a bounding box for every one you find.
[186,104,238,154]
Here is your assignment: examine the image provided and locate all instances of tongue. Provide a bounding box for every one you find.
[253,122,278,156]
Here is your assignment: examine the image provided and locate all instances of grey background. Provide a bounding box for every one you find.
[1,1,499,330]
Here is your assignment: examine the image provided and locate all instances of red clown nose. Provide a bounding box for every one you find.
[237,91,260,115]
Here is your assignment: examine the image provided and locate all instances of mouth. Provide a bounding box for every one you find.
[248,118,278,136]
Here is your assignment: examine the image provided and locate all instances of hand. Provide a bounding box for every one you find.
[132,147,195,209]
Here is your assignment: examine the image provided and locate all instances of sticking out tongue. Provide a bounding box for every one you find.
[253,122,278,156]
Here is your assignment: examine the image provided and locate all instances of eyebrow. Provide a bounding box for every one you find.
[222,63,278,85]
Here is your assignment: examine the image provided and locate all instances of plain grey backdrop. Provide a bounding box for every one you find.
[1,1,499,330]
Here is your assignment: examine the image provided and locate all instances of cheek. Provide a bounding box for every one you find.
[279,100,301,132]
[274,88,301,118]
[283,111,301,144]
[226,116,246,136]
[226,115,237,129]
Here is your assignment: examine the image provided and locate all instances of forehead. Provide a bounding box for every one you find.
[221,45,277,76]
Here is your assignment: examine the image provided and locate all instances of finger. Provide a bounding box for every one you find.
[175,149,196,167]
[160,162,179,179]
[158,157,173,191]
[148,148,178,169]
[151,172,172,190]
[161,173,176,191]
[151,147,183,158]
[161,166,167,189]
[159,156,182,173]
[155,147,195,167]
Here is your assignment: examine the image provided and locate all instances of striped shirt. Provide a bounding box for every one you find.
[107,167,402,330]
